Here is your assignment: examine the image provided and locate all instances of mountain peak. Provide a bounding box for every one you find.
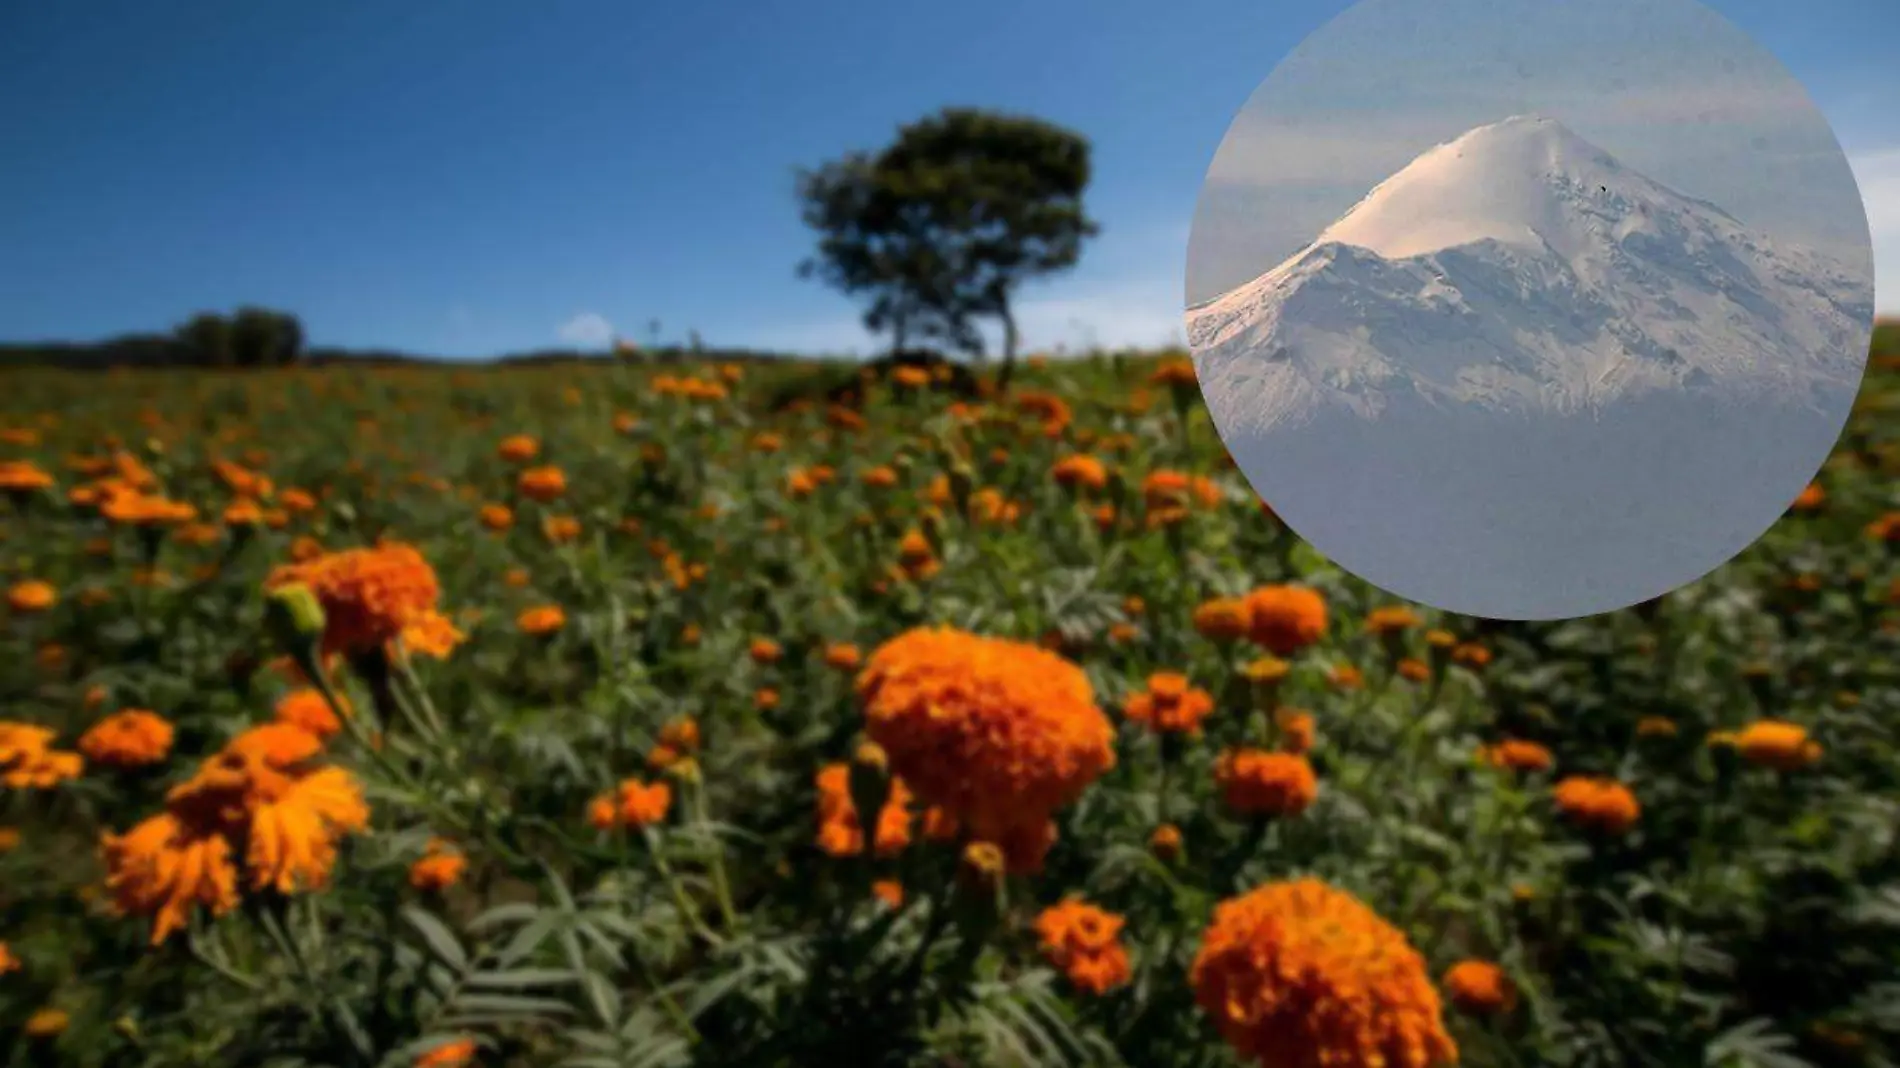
[1314,114,1627,260]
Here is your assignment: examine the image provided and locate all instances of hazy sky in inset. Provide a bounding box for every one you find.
[1187,0,1874,307]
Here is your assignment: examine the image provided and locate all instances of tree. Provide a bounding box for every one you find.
[177,312,235,367]
[796,108,1099,386]
[229,307,306,368]
[879,108,1099,392]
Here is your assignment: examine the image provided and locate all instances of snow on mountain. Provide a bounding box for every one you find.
[1187,115,1873,436]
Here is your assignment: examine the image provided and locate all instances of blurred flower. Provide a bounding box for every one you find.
[1214,749,1318,818]
[1479,739,1553,773]
[1052,454,1109,492]
[1734,720,1821,771]
[824,642,862,671]
[749,637,782,664]
[497,435,539,463]
[416,1038,478,1068]
[1275,709,1316,755]
[859,627,1114,873]
[1122,672,1215,735]
[517,605,566,636]
[1244,585,1327,656]
[478,504,513,532]
[1193,597,1250,642]
[23,1008,69,1039]
[1191,878,1457,1068]
[872,879,905,908]
[587,778,672,831]
[8,580,56,614]
[1635,716,1677,739]
[77,710,174,769]
[814,762,913,857]
[516,465,566,502]
[409,839,467,893]
[274,689,347,741]
[1150,822,1183,862]
[0,722,83,789]
[1034,898,1132,994]
[1552,776,1640,835]
[1396,658,1430,683]
[1443,960,1517,1015]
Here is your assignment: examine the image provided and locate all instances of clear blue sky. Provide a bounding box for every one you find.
[2,0,1896,358]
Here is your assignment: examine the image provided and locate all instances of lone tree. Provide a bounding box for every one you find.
[796,107,1098,390]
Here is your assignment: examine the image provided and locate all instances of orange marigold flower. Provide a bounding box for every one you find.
[1033,898,1133,995]
[1052,454,1109,491]
[1328,664,1365,690]
[1366,606,1421,635]
[243,765,372,893]
[280,488,318,513]
[1142,470,1221,510]
[814,763,914,857]
[478,504,513,531]
[274,688,347,740]
[1443,959,1517,1015]
[1214,749,1318,818]
[1275,709,1316,755]
[1865,511,1900,541]
[1788,482,1825,511]
[1150,822,1184,862]
[1122,672,1215,734]
[0,722,83,789]
[896,529,939,580]
[1734,719,1822,771]
[0,941,18,975]
[516,465,566,502]
[1193,597,1250,642]
[1396,658,1431,682]
[1552,776,1640,835]
[1451,642,1492,669]
[858,627,1115,873]
[1479,739,1553,773]
[872,879,905,909]
[588,778,672,831]
[1244,585,1327,656]
[1192,878,1456,1068]
[101,811,241,945]
[497,435,539,463]
[517,605,566,636]
[647,716,701,770]
[410,839,467,892]
[824,642,862,670]
[77,709,174,768]
[754,687,780,711]
[749,637,782,664]
[1150,358,1198,387]
[416,1037,479,1068]
[0,460,54,493]
[8,580,57,614]
[23,1007,70,1039]
[1635,716,1677,738]
[222,723,324,769]
[265,542,460,659]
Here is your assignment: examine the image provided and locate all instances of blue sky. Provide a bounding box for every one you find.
[2,0,1896,358]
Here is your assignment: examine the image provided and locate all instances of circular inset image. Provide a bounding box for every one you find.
[1186,0,1875,620]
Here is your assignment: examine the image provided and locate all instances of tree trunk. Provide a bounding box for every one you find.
[995,298,1019,395]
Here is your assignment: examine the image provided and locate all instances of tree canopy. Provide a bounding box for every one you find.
[796,107,1098,389]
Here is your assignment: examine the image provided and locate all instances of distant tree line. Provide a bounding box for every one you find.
[0,307,305,370]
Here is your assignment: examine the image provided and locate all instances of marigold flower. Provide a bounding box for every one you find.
[0,827,19,852]
[23,1008,69,1039]
[243,765,372,894]
[265,542,461,659]
[1552,776,1640,835]
[824,642,862,670]
[0,722,83,789]
[1451,642,1492,669]
[1214,749,1318,818]
[1734,719,1822,770]
[1150,822,1183,862]
[1052,454,1109,491]
[8,580,56,614]
[1366,606,1421,635]
[410,840,467,892]
[872,879,905,908]
[1634,716,1677,738]
[1244,585,1327,656]
[1150,358,1198,387]
[0,460,54,493]
[78,709,174,768]
[497,435,539,463]
[1275,709,1316,755]
[1329,664,1365,690]
[516,465,566,502]
[896,530,939,580]
[1443,960,1516,1015]
[1191,878,1457,1068]
[101,811,241,945]
[1479,739,1553,773]
[1122,672,1215,735]
[814,763,914,857]
[1193,597,1250,642]
[478,504,513,531]
[0,942,17,974]
[749,637,782,664]
[517,604,565,636]
[274,688,347,740]
[858,627,1114,872]
[1034,898,1133,995]
[645,716,701,771]
[416,1037,479,1068]
[1397,658,1430,682]
[588,778,672,831]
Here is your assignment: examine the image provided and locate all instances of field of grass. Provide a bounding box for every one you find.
[1,335,1898,1068]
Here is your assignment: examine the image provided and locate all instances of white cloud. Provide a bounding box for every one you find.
[556,311,614,349]
[1849,148,1900,313]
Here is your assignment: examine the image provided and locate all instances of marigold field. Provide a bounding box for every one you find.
[2,336,1898,1068]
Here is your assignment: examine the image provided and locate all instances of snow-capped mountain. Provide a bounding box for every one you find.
[1187,115,1873,436]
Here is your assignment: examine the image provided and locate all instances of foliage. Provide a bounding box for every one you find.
[0,334,1895,1068]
